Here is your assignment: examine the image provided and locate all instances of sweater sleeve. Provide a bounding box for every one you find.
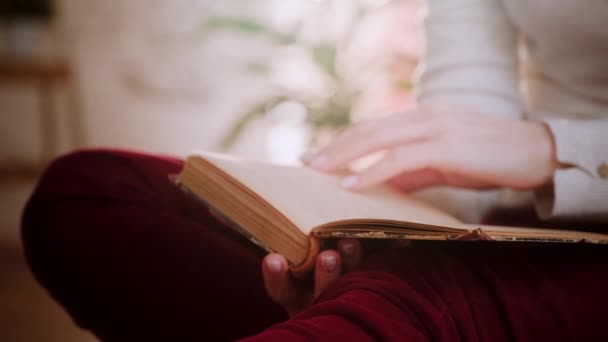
[415,0,523,119]
[534,118,608,220]
[413,0,525,223]
[417,0,608,221]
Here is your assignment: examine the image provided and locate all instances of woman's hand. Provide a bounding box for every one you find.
[262,239,362,317]
[263,105,558,315]
[303,104,559,192]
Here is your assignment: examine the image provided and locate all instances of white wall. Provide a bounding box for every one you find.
[57,0,279,159]
[0,0,421,165]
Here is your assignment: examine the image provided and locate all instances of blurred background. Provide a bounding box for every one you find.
[0,0,422,340]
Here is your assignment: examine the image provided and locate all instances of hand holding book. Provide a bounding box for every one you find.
[258,104,566,314]
[176,105,607,316]
[262,239,362,317]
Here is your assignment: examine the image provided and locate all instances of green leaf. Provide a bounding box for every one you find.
[395,79,413,91]
[246,62,271,75]
[312,45,338,79]
[203,17,297,45]
[203,17,268,33]
[307,98,352,129]
[218,96,289,150]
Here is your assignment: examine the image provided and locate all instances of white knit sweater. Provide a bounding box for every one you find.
[416,0,608,220]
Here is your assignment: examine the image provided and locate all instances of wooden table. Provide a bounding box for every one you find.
[0,57,85,177]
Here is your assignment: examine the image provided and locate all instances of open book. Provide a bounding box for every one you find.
[175,151,608,273]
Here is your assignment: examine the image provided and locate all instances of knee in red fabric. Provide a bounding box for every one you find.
[26,148,182,200]
[20,149,186,339]
[21,149,286,341]
[22,148,181,263]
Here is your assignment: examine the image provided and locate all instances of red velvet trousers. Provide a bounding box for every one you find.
[22,149,608,341]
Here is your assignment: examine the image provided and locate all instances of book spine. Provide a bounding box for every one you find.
[289,236,320,278]
[173,177,318,275]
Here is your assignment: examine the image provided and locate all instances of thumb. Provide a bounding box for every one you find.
[262,254,311,316]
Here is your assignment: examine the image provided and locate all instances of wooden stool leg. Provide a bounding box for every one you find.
[67,72,86,149]
[39,79,57,164]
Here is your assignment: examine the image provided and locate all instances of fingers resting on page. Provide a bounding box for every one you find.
[301,104,560,192]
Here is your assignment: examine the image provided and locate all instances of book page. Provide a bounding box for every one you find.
[195,152,464,234]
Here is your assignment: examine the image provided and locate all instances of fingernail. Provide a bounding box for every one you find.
[300,151,316,165]
[266,256,283,273]
[341,175,358,189]
[310,155,329,169]
[320,254,337,272]
[339,241,355,257]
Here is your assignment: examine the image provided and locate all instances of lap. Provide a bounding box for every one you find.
[23,149,608,341]
[23,149,287,341]
[247,243,608,341]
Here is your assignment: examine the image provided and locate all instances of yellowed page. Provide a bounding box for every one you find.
[194,151,464,234]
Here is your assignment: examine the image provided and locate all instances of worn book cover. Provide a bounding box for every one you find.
[175,151,608,272]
